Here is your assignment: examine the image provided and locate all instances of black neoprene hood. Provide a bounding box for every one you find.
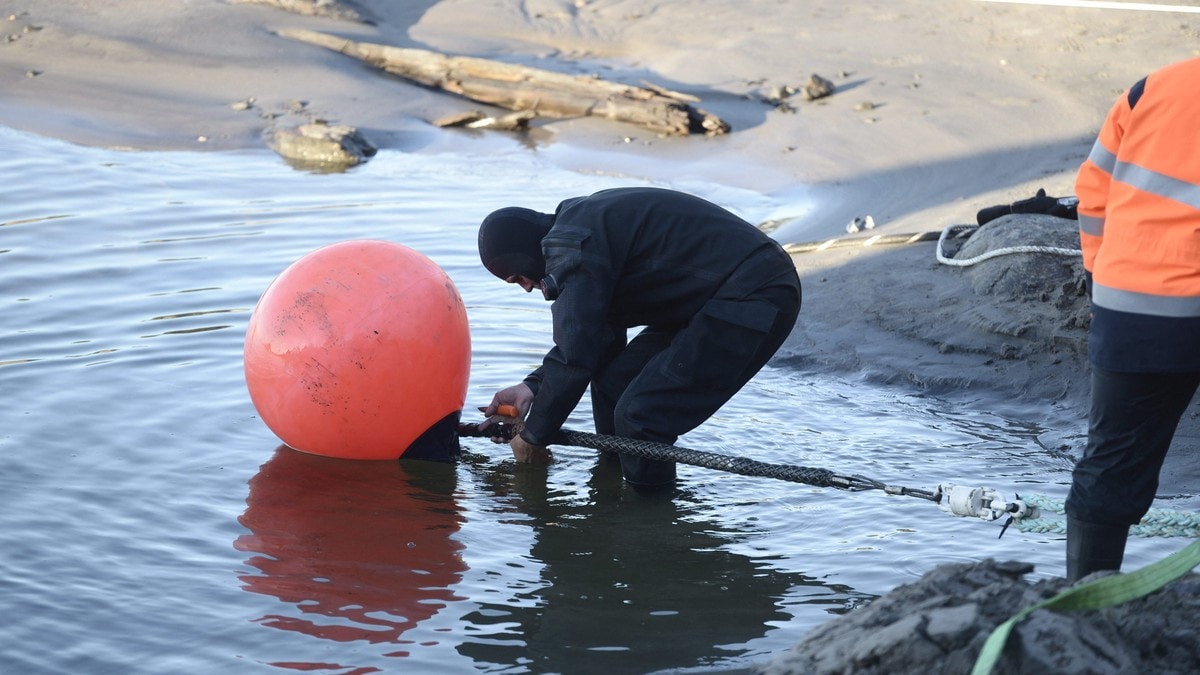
[477,207,554,280]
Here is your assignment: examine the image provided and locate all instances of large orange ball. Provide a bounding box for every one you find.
[244,240,470,460]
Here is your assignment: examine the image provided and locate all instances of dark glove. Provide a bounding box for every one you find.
[977,188,1079,225]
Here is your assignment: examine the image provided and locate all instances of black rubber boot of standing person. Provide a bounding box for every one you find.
[1066,517,1130,581]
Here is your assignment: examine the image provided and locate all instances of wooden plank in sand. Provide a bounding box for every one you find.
[278,28,730,137]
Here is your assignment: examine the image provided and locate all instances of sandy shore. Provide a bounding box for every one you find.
[3,1,1198,495]
[3,0,1197,231]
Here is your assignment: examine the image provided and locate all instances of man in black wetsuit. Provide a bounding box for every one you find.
[478,187,802,487]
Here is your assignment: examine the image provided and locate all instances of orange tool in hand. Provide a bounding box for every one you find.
[477,404,520,418]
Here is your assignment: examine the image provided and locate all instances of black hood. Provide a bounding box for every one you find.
[477,207,554,280]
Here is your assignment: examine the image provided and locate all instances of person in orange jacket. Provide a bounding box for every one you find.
[1066,57,1200,580]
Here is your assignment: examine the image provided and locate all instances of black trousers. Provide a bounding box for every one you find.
[588,269,802,485]
[1066,366,1200,526]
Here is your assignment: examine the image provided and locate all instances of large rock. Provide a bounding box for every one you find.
[264,121,377,172]
[758,559,1200,675]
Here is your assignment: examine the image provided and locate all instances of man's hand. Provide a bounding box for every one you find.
[481,382,549,462]
[480,382,536,443]
[483,383,535,419]
[511,433,552,464]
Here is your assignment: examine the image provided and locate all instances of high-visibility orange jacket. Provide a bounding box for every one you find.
[1075,57,1200,372]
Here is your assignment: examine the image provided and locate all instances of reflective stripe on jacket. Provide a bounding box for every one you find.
[1075,57,1200,372]
[1075,57,1200,317]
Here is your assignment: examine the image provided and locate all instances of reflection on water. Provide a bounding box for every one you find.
[234,446,872,673]
[236,448,466,662]
[459,453,807,672]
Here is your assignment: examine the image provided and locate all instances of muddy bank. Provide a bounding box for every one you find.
[758,559,1200,675]
[778,206,1200,494]
[780,212,1090,404]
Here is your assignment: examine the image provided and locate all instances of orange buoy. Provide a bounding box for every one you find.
[244,240,470,460]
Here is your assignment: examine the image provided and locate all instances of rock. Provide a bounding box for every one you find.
[846,215,875,234]
[801,73,836,101]
[1014,610,1132,674]
[264,121,376,171]
[757,560,1200,675]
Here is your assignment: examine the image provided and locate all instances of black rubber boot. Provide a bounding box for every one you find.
[1066,517,1130,582]
[619,455,677,489]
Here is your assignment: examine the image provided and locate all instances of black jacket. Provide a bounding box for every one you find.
[520,187,797,444]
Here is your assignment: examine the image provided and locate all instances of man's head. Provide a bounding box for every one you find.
[477,207,554,281]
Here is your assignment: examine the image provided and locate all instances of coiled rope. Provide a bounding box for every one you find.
[933,223,1081,267]
[780,223,1081,265]
[1015,493,1200,539]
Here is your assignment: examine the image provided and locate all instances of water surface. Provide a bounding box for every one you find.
[1,127,1189,674]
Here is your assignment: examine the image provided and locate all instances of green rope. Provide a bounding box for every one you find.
[971,538,1200,675]
[1013,493,1200,538]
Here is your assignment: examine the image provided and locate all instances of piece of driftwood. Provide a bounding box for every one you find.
[279,28,730,137]
[432,110,537,132]
[231,0,367,23]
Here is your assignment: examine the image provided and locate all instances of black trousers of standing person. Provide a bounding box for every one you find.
[588,256,802,487]
[1067,366,1200,526]
[1064,366,1199,579]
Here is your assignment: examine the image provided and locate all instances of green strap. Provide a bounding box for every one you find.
[972,539,1200,675]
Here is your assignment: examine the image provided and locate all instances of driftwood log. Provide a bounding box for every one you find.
[279,28,730,137]
[232,0,367,22]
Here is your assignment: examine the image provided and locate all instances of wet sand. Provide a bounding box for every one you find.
[3,0,1196,231]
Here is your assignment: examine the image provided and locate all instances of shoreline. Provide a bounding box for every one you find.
[5,1,1197,235]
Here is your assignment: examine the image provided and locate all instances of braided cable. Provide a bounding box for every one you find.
[553,429,847,487]
[460,423,1198,536]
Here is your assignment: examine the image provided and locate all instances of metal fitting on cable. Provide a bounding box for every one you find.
[935,483,1036,522]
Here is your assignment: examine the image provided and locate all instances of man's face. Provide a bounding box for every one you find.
[506,275,540,293]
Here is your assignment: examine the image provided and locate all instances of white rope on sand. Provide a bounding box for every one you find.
[780,224,1080,265]
[977,0,1200,14]
[935,223,1080,267]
